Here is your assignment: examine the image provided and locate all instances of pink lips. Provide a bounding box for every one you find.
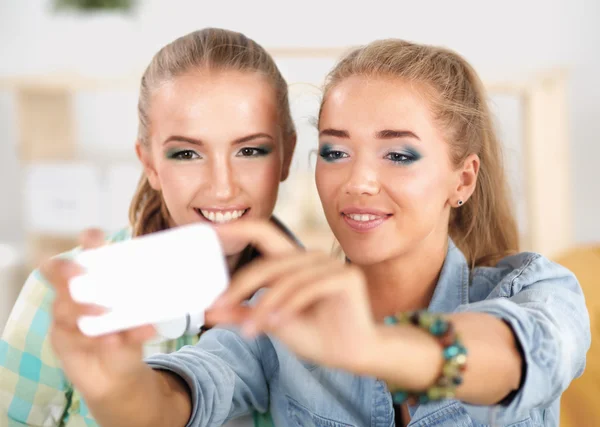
[340,208,391,232]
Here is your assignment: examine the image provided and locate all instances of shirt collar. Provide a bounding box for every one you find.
[426,238,470,313]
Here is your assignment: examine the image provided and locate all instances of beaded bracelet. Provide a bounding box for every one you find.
[384,310,467,405]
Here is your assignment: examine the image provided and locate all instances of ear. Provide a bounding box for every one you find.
[280,133,297,182]
[452,153,479,207]
[135,140,161,191]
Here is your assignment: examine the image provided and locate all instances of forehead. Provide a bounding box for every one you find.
[149,70,279,138]
[320,75,437,133]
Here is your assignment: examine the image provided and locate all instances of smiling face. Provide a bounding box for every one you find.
[316,75,473,265]
[137,69,293,256]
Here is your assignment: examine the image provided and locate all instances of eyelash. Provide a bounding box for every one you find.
[236,147,271,157]
[168,150,200,161]
[167,146,271,161]
[384,152,419,164]
[319,148,348,162]
[319,146,419,165]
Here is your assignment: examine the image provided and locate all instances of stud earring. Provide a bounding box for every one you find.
[457,200,464,206]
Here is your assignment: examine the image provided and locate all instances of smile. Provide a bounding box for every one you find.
[341,211,391,232]
[195,208,249,224]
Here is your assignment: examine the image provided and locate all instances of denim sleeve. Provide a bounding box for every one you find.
[454,254,591,424]
[145,326,276,427]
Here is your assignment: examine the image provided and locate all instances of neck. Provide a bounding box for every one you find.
[359,234,449,322]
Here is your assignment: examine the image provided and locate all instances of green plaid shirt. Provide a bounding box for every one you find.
[0,228,274,427]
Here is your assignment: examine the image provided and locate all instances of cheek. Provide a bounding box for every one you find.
[236,158,281,204]
[159,162,202,189]
[386,166,449,215]
[155,162,206,212]
[315,164,342,212]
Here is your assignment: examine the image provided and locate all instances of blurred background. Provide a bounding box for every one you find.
[0,0,598,423]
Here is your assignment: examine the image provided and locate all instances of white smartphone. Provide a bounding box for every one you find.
[68,224,229,337]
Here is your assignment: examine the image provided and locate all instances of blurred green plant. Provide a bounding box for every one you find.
[54,0,134,12]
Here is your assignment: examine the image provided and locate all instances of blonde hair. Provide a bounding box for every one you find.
[321,40,519,267]
[129,28,295,237]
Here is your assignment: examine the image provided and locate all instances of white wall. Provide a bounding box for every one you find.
[1,0,599,245]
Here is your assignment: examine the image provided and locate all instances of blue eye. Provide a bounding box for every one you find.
[385,149,421,165]
[236,146,272,157]
[319,144,348,162]
[167,149,200,161]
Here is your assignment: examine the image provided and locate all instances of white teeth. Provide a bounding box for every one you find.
[199,209,246,224]
[347,214,379,222]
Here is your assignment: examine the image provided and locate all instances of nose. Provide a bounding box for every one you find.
[209,156,239,200]
[343,158,381,196]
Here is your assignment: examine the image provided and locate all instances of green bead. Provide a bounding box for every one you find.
[392,391,408,404]
[397,312,411,323]
[427,387,443,400]
[443,389,457,399]
[443,363,460,378]
[418,312,434,329]
[418,394,430,404]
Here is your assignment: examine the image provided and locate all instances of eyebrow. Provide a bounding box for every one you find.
[319,128,420,141]
[319,128,350,138]
[376,129,420,141]
[163,133,274,146]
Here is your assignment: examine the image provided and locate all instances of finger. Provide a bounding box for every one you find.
[266,269,358,329]
[79,228,105,250]
[40,258,82,298]
[213,252,326,308]
[98,331,125,350]
[122,324,157,344]
[49,320,102,355]
[53,298,106,332]
[250,260,342,330]
[205,305,252,327]
[216,220,299,258]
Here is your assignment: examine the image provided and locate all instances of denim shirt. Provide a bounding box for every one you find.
[146,240,590,426]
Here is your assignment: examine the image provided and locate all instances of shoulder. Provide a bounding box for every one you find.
[21,228,133,300]
[106,227,133,244]
[470,252,579,300]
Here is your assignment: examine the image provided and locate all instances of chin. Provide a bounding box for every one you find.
[340,242,392,265]
[344,250,388,266]
[339,236,413,266]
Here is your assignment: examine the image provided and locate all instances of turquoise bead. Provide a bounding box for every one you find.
[429,318,448,336]
[384,316,399,325]
[443,345,460,359]
[418,394,430,404]
[392,391,408,404]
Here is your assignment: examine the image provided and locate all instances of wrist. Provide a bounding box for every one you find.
[348,324,441,390]
[374,324,443,390]
[383,311,467,405]
[85,364,152,408]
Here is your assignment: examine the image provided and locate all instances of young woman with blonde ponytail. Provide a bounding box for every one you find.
[0,27,296,427]
[43,39,589,427]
